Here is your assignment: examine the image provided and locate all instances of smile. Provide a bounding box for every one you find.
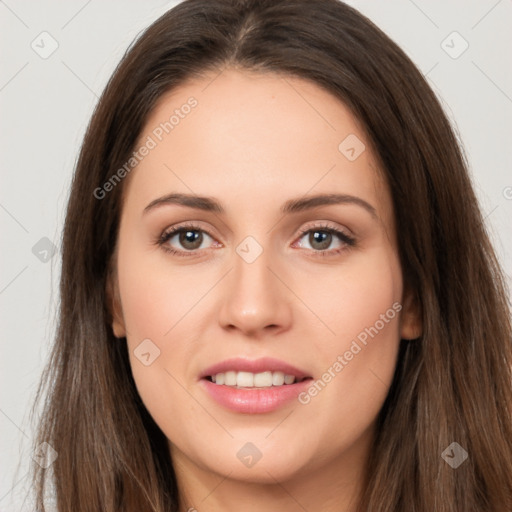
[207,370,309,388]
[200,357,313,413]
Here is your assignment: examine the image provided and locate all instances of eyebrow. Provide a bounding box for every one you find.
[143,192,377,219]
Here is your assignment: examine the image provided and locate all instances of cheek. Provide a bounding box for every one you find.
[305,246,402,352]
[114,238,197,405]
[296,250,402,446]
[117,261,202,446]
[117,241,204,340]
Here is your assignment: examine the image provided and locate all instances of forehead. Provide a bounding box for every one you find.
[123,68,392,226]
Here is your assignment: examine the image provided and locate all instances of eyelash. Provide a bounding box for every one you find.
[155,222,356,258]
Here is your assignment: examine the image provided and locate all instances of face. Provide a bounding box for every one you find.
[109,68,421,489]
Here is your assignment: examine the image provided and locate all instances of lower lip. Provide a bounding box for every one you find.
[200,378,313,414]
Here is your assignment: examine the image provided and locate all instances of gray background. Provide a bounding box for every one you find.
[1,0,511,509]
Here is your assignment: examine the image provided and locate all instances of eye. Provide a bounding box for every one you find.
[293,223,356,257]
[156,223,218,257]
[155,221,356,258]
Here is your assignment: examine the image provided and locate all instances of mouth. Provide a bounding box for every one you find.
[204,370,311,388]
[199,357,313,413]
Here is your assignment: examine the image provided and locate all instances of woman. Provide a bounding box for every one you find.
[30,0,512,510]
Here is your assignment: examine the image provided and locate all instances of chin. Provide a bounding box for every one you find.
[182,438,311,483]
[213,457,306,484]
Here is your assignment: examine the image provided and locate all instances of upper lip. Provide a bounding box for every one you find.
[200,357,311,380]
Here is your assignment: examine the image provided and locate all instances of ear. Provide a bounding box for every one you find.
[105,268,126,339]
[400,285,422,340]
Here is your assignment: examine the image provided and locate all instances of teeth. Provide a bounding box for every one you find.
[272,371,285,386]
[209,370,301,388]
[284,374,295,385]
[253,371,272,387]
[225,371,237,386]
[237,371,254,387]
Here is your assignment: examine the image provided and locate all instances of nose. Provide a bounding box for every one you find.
[218,244,293,338]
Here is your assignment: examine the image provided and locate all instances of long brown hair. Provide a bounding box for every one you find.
[30,0,512,510]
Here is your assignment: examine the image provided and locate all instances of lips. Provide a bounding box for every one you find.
[199,357,313,414]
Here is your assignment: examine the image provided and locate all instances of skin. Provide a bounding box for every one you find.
[108,68,422,512]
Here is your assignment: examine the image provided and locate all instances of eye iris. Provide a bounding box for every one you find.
[179,230,202,250]
[310,231,331,250]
